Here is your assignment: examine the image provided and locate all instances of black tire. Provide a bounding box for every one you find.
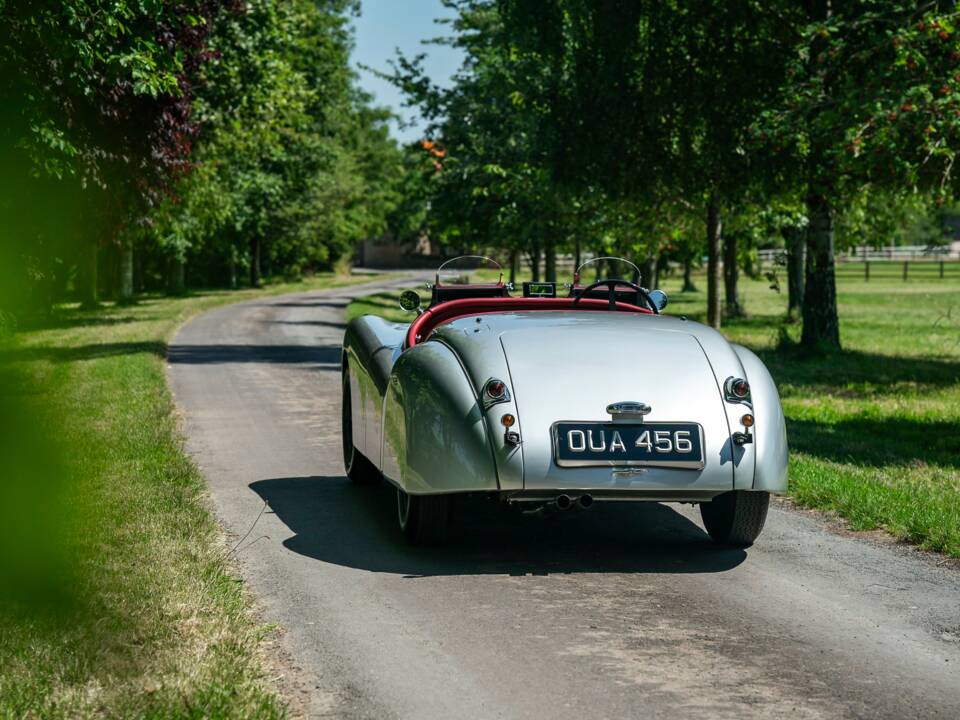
[700,491,770,547]
[397,487,451,545]
[341,367,380,485]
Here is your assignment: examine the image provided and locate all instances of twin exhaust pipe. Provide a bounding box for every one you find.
[520,493,594,516]
[554,493,593,511]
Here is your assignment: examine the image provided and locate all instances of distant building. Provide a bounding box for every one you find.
[355,232,437,269]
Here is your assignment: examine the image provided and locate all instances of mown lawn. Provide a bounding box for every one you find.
[0,273,383,719]
[348,269,960,556]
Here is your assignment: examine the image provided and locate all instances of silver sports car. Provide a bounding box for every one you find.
[342,256,787,546]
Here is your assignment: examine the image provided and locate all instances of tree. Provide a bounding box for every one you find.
[755,1,960,349]
[0,0,226,310]
[496,0,798,328]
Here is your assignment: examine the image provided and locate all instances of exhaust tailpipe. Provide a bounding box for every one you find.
[576,494,594,510]
[555,494,573,511]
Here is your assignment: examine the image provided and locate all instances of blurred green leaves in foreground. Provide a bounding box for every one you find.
[0,362,77,617]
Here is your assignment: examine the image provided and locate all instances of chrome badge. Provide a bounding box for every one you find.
[606,401,652,419]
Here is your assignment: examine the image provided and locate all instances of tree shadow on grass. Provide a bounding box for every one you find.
[249,476,746,577]
[787,416,960,468]
[758,348,960,395]
[19,314,148,332]
[0,341,167,364]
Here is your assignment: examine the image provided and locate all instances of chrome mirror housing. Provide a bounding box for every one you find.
[398,290,422,314]
[649,289,668,312]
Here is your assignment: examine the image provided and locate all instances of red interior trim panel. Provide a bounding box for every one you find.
[406,297,652,347]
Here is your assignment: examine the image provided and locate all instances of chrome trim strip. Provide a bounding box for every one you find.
[606,401,652,419]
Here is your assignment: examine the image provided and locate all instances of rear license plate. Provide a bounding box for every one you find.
[552,422,705,469]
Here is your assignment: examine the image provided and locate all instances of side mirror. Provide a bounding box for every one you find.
[648,289,668,312]
[398,289,422,314]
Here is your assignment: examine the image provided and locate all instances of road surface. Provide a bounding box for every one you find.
[168,277,960,719]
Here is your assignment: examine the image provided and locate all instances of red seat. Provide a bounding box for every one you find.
[406,296,652,347]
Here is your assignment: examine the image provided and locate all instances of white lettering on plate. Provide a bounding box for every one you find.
[567,430,586,452]
[587,430,606,452]
[610,431,626,452]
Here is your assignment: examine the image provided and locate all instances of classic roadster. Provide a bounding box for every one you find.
[341,256,787,546]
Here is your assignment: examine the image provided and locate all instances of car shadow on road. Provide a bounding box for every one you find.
[249,476,746,577]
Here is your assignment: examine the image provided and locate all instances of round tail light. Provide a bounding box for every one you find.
[727,377,750,399]
[485,379,507,399]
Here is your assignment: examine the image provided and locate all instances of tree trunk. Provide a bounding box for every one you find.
[640,255,655,288]
[168,257,186,296]
[118,239,134,304]
[653,253,665,289]
[783,225,805,318]
[801,192,840,350]
[509,249,518,285]
[682,258,697,292]
[723,231,744,318]
[544,237,556,282]
[78,240,99,309]
[706,198,722,329]
[228,246,238,290]
[249,236,261,288]
[574,236,581,273]
[594,251,605,281]
[527,243,541,282]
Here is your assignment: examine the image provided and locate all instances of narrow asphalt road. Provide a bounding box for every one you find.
[168,277,960,720]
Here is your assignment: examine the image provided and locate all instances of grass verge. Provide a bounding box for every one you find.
[0,272,384,718]
[347,271,960,556]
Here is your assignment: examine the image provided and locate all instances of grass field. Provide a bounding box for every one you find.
[0,273,382,719]
[348,269,960,557]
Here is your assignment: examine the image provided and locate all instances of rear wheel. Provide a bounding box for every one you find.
[700,491,769,547]
[341,367,379,485]
[397,488,451,545]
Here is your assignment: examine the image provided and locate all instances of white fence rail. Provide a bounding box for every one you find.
[758,243,960,265]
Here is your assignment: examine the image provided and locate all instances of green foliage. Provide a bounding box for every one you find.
[1,0,409,316]
[146,0,407,284]
[754,1,960,197]
[835,189,952,249]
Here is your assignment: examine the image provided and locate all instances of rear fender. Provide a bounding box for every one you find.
[732,345,788,493]
[381,342,499,494]
[343,316,407,464]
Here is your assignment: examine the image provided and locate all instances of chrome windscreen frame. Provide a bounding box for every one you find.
[550,421,706,470]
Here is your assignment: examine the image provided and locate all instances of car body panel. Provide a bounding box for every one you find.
[343,306,787,498]
[733,344,789,492]
[496,317,734,492]
[381,341,500,494]
[343,316,406,463]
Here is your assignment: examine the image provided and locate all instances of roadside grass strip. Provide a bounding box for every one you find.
[0,273,381,718]
[348,273,960,557]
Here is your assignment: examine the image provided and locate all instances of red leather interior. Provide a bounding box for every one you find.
[406,297,653,347]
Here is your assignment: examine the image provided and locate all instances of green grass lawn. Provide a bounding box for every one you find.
[0,273,383,719]
[348,269,960,556]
